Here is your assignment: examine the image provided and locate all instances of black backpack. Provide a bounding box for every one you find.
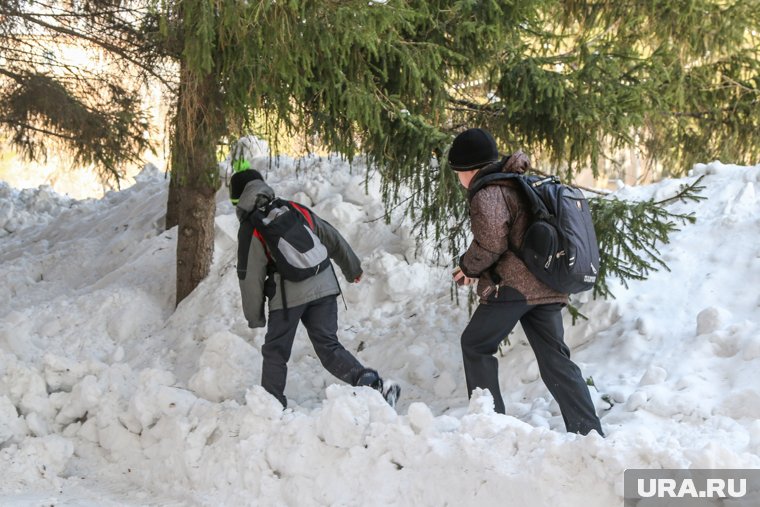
[249,198,331,282]
[469,173,599,294]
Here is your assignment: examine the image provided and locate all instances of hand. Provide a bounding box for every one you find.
[453,267,476,286]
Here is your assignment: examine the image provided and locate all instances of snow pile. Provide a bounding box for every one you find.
[0,181,77,236]
[1,154,759,506]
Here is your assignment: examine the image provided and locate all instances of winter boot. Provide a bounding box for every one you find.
[354,368,401,409]
[381,380,401,409]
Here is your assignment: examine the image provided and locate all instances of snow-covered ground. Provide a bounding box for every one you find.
[1,150,759,506]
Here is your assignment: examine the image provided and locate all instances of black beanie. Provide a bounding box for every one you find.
[229,169,264,204]
[447,128,499,171]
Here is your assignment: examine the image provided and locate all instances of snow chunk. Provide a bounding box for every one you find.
[316,385,396,448]
[638,366,667,386]
[0,395,23,444]
[189,331,261,403]
[0,198,13,230]
[696,306,732,335]
[466,388,496,415]
[128,369,196,432]
[716,389,760,420]
[374,252,432,302]
[55,375,102,426]
[18,434,74,477]
[42,354,96,392]
[407,402,436,434]
[244,385,285,420]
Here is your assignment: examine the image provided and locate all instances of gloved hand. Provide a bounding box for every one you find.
[453,266,476,286]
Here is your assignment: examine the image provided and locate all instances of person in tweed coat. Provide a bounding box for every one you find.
[449,128,603,436]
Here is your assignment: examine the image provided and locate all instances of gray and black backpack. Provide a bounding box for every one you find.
[470,172,600,294]
[249,198,331,282]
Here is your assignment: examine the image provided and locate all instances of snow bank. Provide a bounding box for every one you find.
[1,155,760,506]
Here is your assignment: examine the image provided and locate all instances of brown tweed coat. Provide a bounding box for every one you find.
[459,152,568,306]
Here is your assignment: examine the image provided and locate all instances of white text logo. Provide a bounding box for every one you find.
[637,478,746,499]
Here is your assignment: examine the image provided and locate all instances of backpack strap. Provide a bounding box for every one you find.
[286,200,347,309]
[468,172,555,222]
[525,176,561,224]
[466,173,523,287]
[252,228,271,261]
[468,171,520,199]
[288,201,315,229]
[467,172,560,284]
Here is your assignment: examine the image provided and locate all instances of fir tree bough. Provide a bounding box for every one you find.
[2,0,757,303]
[589,176,707,299]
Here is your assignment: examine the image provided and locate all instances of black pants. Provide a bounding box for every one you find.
[261,295,364,407]
[461,302,603,435]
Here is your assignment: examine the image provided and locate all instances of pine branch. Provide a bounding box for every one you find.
[0,7,176,91]
[589,176,706,298]
[531,167,612,196]
[654,175,707,206]
[365,190,420,223]
[0,118,78,141]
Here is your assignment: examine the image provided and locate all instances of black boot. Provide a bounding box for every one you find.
[354,368,401,409]
[354,368,382,389]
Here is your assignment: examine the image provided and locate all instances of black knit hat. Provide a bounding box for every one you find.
[447,128,499,171]
[229,169,264,204]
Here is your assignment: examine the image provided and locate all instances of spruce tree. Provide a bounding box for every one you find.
[373,0,759,295]
[2,1,758,303]
[158,0,516,303]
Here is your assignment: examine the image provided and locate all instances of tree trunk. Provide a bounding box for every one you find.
[166,160,181,231]
[172,60,223,306]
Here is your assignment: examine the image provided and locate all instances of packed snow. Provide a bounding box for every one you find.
[1,147,759,506]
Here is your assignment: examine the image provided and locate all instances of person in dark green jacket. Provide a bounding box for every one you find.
[230,169,400,408]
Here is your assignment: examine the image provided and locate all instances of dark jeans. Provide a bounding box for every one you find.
[261,295,364,407]
[461,302,603,435]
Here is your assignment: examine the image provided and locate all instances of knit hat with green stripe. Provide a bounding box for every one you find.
[229,169,264,205]
[232,157,251,173]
